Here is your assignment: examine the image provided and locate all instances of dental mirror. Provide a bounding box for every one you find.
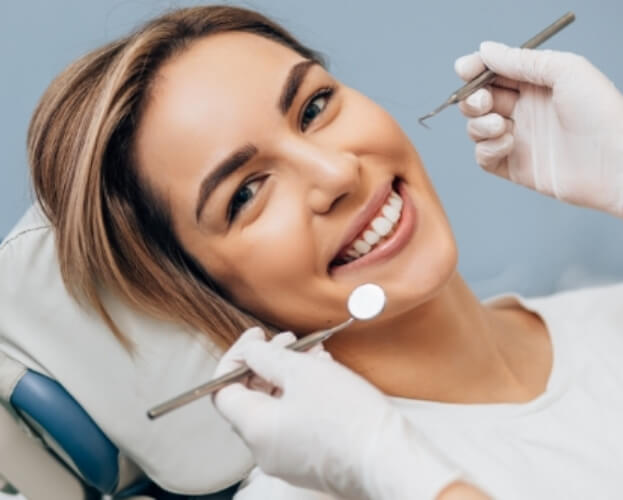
[147,283,386,419]
[347,283,386,320]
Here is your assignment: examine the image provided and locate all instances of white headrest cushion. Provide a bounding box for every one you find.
[0,205,253,494]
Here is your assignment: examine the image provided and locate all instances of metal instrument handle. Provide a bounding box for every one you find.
[451,11,576,104]
[147,317,354,419]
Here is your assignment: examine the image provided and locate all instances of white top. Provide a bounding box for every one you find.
[234,282,623,499]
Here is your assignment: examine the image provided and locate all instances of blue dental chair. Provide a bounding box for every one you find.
[0,205,253,500]
[0,362,239,500]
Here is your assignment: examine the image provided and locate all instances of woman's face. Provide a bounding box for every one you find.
[135,32,457,333]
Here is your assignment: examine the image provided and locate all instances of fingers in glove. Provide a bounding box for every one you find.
[480,41,569,88]
[467,114,513,141]
[475,133,514,177]
[489,86,518,117]
[491,75,520,91]
[213,383,276,440]
[459,86,518,119]
[307,342,333,360]
[456,46,529,92]
[247,373,275,394]
[316,351,334,361]
[244,331,297,393]
[214,327,266,377]
[240,341,305,389]
[458,88,493,117]
[269,331,297,348]
[455,52,519,91]
[454,51,485,82]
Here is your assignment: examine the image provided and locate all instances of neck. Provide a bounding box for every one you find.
[325,272,550,403]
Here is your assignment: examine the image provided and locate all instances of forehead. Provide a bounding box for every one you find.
[135,32,308,200]
[147,32,305,141]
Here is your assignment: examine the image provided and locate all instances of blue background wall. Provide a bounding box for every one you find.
[2,0,622,297]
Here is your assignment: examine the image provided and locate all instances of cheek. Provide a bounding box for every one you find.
[343,90,412,159]
[384,192,458,319]
[206,203,321,322]
[342,92,437,195]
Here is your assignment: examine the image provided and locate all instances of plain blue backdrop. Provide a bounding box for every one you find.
[2,0,622,298]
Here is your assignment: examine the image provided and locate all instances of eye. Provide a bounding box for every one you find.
[228,178,263,222]
[300,87,334,131]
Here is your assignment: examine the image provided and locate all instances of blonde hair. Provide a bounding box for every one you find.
[28,5,325,349]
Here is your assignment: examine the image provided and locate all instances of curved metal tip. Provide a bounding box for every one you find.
[418,115,433,129]
[418,99,454,129]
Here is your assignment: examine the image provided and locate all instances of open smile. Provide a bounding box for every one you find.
[329,178,416,274]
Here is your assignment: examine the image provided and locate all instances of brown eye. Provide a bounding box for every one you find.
[301,88,334,131]
[228,178,262,222]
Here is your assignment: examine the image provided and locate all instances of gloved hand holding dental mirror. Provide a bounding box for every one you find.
[149,286,484,499]
[147,283,386,419]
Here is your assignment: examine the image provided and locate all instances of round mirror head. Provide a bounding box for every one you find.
[347,283,386,321]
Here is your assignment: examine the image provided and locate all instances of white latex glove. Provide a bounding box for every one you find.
[212,328,468,500]
[455,41,623,217]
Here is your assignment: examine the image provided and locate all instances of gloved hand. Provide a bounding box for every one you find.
[212,328,472,500]
[455,41,623,217]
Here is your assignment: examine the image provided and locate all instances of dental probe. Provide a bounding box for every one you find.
[147,283,386,419]
[418,11,575,127]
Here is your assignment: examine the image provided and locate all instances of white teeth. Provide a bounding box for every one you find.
[353,239,371,254]
[382,204,400,223]
[371,217,393,236]
[363,230,380,245]
[337,187,404,264]
[389,196,402,209]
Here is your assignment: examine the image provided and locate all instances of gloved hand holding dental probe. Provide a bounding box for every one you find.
[212,328,491,500]
[455,41,623,217]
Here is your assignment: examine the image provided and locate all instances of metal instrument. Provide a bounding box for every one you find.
[418,11,575,127]
[147,283,386,419]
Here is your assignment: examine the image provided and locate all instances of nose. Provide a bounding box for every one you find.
[288,142,361,214]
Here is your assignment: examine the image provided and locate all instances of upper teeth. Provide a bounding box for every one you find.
[341,188,403,262]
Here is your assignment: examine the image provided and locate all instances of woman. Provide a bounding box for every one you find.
[212,40,623,499]
[28,5,623,499]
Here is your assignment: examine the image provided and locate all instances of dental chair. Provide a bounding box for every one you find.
[0,360,239,499]
[0,206,254,499]
[1,359,152,499]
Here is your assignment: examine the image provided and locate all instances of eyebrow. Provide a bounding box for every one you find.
[195,143,258,221]
[195,59,319,222]
[278,59,318,115]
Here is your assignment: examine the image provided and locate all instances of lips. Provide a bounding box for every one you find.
[329,178,415,272]
[332,187,403,265]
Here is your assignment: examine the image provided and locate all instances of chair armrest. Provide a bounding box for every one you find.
[10,369,119,494]
[0,402,86,500]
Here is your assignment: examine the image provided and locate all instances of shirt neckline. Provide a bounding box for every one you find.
[390,292,573,419]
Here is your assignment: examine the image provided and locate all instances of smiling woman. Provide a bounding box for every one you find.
[25,4,623,500]
[30,3,458,345]
[132,27,457,336]
[28,6,327,349]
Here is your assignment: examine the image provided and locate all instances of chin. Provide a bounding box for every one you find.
[385,235,458,314]
[398,169,459,308]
